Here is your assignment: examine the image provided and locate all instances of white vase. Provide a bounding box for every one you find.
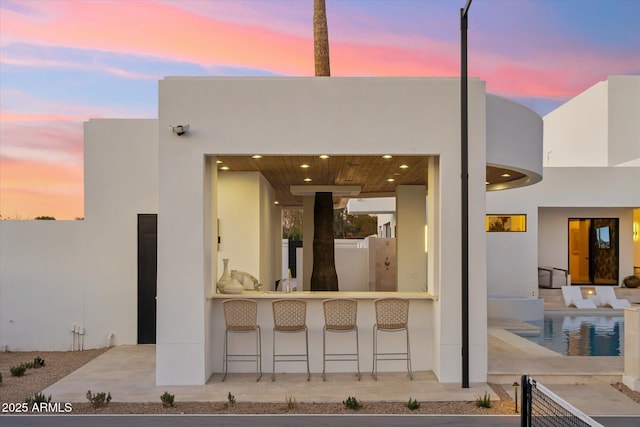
[217,258,232,293]
[223,278,244,294]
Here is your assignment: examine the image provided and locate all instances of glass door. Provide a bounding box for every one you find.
[568,218,619,285]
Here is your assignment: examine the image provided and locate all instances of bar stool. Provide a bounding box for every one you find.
[221,299,262,381]
[372,297,412,380]
[322,298,360,381]
[271,299,310,381]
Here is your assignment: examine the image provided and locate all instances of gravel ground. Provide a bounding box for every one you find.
[1,349,637,415]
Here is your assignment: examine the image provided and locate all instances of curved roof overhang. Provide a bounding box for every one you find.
[486,94,543,191]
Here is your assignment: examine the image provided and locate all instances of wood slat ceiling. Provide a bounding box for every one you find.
[216,155,428,207]
[215,155,526,207]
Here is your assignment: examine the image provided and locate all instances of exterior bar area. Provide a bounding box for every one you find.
[208,291,436,376]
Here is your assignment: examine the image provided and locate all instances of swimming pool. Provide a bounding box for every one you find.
[517,315,624,356]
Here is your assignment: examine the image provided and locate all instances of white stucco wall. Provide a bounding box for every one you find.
[83,119,159,348]
[157,77,488,385]
[0,119,159,351]
[0,221,85,351]
[608,76,640,166]
[544,76,640,167]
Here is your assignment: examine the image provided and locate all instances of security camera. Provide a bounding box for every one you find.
[171,124,190,136]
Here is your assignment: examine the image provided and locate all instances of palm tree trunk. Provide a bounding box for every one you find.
[311,192,338,291]
[310,1,337,291]
[314,0,330,76]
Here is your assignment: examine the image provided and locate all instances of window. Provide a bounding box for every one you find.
[486,214,526,232]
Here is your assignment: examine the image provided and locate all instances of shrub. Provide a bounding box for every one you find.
[32,356,46,368]
[227,392,236,404]
[475,391,492,408]
[406,397,420,410]
[160,391,175,407]
[25,393,51,404]
[343,396,361,410]
[285,394,297,411]
[86,390,112,408]
[10,365,26,377]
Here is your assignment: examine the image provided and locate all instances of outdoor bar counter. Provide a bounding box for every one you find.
[208,291,437,376]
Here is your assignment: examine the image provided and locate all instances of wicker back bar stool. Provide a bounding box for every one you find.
[322,298,360,381]
[221,299,262,381]
[271,299,310,381]
[372,297,412,380]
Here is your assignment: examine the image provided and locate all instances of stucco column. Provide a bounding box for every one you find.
[396,185,427,292]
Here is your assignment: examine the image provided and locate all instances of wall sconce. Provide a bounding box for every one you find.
[634,223,638,241]
[170,124,190,136]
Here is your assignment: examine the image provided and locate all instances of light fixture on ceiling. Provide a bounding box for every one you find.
[399,164,409,169]
[501,173,511,178]
[216,160,222,164]
[220,166,230,171]
[382,154,392,159]
[274,201,280,205]
[304,178,312,182]
[319,155,329,159]
[300,164,310,168]
[251,155,263,159]
[386,178,395,182]
[170,124,190,136]
[485,181,490,185]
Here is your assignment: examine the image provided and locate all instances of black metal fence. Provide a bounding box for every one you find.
[521,375,604,427]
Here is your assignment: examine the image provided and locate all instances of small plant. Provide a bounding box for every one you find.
[25,393,51,404]
[227,392,236,404]
[10,365,26,377]
[160,391,175,407]
[475,391,492,408]
[285,394,297,410]
[32,356,45,368]
[406,397,420,411]
[343,396,361,410]
[86,390,112,408]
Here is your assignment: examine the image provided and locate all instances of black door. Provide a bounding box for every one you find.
[138,214,157,344]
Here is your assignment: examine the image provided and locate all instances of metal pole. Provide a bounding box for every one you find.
[460,0,472,389]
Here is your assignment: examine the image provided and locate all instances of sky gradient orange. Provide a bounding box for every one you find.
[1,0,639,219]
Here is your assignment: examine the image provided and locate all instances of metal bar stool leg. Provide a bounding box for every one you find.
[222,329,229,382]
[305,326,310,381]
[271,329,276,382]
[406,328,413,380]
[256,325,262,381]
[355,328,361,380]
[372,325,378,380]
[322,326,327,381]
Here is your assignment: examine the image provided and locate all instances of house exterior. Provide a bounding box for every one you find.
[16,74,637,387]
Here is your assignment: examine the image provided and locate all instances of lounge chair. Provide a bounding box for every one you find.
[595,287,631,308]
[561,286,597,309]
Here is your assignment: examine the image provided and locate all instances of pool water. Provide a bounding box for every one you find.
[518,315,624,356]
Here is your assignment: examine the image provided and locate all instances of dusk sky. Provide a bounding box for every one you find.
[1,0,639,220]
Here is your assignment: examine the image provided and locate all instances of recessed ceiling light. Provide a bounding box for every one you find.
[399,164,409,169]
[501,173,511,177]
[300,164,310,168]
[221,166,230,171]
[304,178,312,182]
[382,155,392,159]
[251,154,263,159]
[319,155,329,159]
[274,201,279,205]
[216,160,222,164]
[387,178,395,182]
[485,181,490,185]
